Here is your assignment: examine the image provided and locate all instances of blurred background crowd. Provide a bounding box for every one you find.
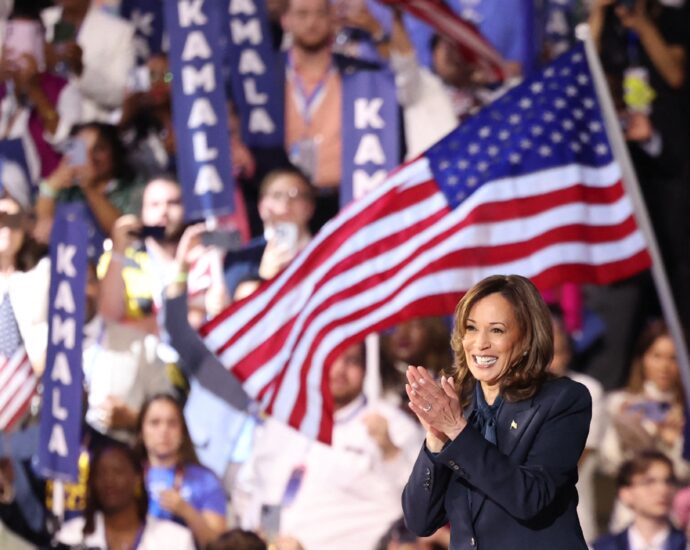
[0,0,689,548]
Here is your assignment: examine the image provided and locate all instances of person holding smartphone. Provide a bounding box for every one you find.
[599,319,688,531]
[35,122,143,244]
[0,4,82,180]
[42,0,135,122]
[224,167,315,300]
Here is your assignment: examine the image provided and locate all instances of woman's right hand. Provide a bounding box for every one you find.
[45,160,76,193]
[405,367,449,452]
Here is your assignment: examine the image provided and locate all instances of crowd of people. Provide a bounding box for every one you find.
[0,0,689,548]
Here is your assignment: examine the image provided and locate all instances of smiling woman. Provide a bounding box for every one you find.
[402,274,592,549]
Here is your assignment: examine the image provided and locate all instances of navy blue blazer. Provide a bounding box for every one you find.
[593,527,687,550]
[402,376,591,550]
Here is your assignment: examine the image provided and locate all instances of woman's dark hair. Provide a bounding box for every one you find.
[83,443,148,535]
[134,393,200,467]
[206,528,267,550]
[0,195,46,271]
[616,449,675,489]
[450,274,553,407]
[71,122,134,182]
[9,1,50,20]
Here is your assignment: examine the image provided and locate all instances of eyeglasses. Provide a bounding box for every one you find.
[263,189,311,202]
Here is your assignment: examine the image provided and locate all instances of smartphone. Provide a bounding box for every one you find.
[272,222,299,252]
[627,401,671,423]
[52,20,76,44]
[260,504,281,542]
[3,20,45,69]
[201,228,242,252]
[128,225,167,241]
[65,137,88,167]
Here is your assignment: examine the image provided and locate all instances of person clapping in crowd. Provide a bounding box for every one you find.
[403,274,591,548]
[55,442,195,549]
[134,394,227,548]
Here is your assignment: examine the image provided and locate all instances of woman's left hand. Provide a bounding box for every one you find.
[407,366,467,440]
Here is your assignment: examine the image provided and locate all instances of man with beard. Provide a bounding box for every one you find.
[282,0,342,228]
[98,176,230,333]
[231,342,423,550]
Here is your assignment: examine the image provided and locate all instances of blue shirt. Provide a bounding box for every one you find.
[146,464,226,523]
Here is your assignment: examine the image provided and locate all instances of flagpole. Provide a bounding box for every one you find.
[576,24,690,397]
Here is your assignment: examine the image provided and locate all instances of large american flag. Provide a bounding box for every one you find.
[201,44,651,443]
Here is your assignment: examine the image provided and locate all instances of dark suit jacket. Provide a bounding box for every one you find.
[402,376,591,550]
[592,527,687,550]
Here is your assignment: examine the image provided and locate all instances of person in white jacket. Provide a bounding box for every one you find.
[42,0,135,123]
[231,341,424,550]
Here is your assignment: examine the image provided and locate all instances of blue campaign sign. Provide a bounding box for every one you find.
[225,0,284,148]
[164,0,236,221]
[340,67,400,207]
[36,202,88,482]
[120,0,165,65]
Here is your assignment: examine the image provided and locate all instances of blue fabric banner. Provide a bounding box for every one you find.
[0,138,34,201]
[36,201,88,482]
[340,67,400,207]
[164,0,236,221]
[225,0,284,148]
[120,0,165,65]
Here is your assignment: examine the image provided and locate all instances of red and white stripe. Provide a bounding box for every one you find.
[201,155,650,443]
[389,0,507,81]
[0,346,36,431]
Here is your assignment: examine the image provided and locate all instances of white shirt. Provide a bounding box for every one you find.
[83,318,173,444]
[628,524,672,550]
[234,395,424,550]
[42,6,135,122]
[56,513,195,550]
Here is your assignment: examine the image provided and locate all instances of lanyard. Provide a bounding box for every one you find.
[286,52,334,126]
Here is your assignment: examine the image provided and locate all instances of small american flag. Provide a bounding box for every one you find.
[385,0,507,81]
[201,44,650,443]
[0,346,36,431]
